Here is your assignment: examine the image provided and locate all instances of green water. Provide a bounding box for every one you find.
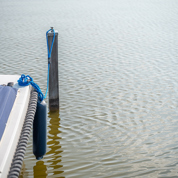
[1,0,178,177]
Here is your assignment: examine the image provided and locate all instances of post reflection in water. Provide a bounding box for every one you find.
[46,111,64,177]
[32,111,64,178]
[33,161,47,178]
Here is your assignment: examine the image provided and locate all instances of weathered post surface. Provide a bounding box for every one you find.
[48,29,59,111]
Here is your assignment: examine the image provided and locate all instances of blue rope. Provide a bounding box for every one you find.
[18,74,44,101]
[44,28,55,99]
[46,29,55,62]
[18,28,55,101]
[44,63,50,98]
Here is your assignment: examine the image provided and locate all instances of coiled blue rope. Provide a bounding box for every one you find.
[18,74,44,101]
[18,28,56,101]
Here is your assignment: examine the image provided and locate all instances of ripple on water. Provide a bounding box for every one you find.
[1,0,178,177]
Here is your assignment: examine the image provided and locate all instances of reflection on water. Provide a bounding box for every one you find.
[1,0,178,177]
[46,111,64,177]
[19,111,64,177]
[33,161,47,177]
[19,162,29,178]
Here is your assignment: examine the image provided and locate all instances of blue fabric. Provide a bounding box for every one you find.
[0,85,17,140]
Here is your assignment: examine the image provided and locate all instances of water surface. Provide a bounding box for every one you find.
[1,0,178,177]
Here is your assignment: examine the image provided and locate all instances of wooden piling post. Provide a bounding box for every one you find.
[48,29,59,111]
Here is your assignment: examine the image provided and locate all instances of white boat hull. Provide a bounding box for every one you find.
[0,75,31,178]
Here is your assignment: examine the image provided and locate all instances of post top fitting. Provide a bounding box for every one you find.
[51,27,54,32]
